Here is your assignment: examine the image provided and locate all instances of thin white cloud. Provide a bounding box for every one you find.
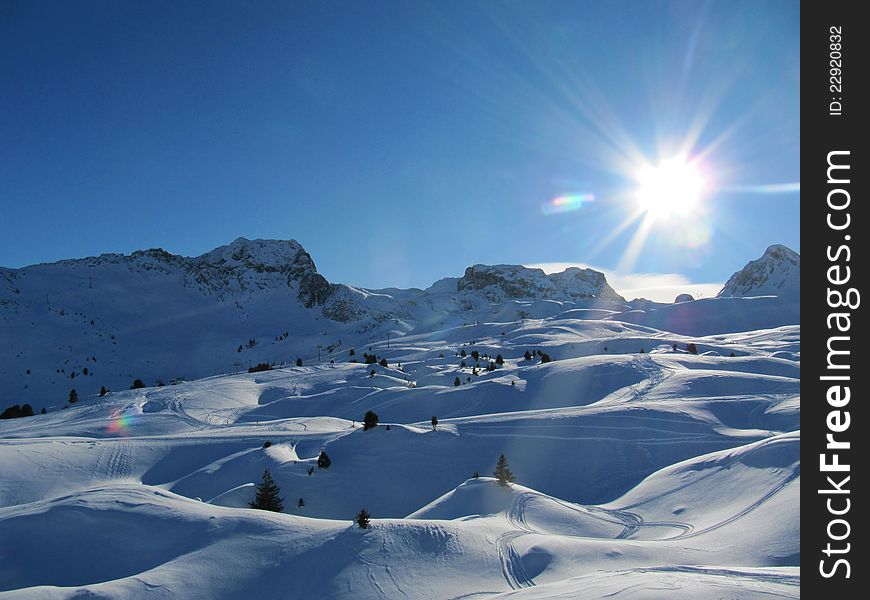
[525,262,723,303]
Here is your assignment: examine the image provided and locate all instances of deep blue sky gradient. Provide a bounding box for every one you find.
[1,0,799,289]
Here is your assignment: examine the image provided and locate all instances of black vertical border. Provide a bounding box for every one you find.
[803,1,866,596]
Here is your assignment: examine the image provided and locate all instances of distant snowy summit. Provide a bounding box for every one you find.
[457,264,625,303]
[717,244,800,299]
[0,238,801,406]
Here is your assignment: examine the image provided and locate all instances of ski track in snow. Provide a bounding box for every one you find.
[0,294,800,598]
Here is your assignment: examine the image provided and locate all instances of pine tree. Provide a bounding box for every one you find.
[40,407,47,414]
[454,377,461,386]
[131,379,145,389]
[495,354,504,365]
[296,357,303,367]
[356,508,371,529]
[317,449,331,469]
[524,350,532,361]
[298,497,305,508]
[379,358,388,368]
[363,410,379,431]
[249,469,284,512]
[68,388,78,403]
[431,415,438,430]
[99,385,107,397]
[493,454,516,486]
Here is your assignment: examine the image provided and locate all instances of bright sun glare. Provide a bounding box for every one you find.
[635,156,707,220]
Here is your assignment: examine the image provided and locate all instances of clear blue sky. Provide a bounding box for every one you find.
[1,0,799,290]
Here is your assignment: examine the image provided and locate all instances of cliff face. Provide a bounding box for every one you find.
[457,264,625,303]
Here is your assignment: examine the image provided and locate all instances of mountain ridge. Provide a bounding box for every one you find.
[0,238,799,408]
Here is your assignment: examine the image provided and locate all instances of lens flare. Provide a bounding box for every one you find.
[106,410,133,436]
[542,193,594,216]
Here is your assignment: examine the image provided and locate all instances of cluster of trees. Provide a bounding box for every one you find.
[523,349,551,362]
[248,363,272,373]
[1,404,36,419]
[362,352,388,367]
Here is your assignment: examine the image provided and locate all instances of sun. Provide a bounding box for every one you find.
[635,156,707,220]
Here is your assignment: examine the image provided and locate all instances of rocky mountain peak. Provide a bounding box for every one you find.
[717,244,800,299]
[457,264,624,303]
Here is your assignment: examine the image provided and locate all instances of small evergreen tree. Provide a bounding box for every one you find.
[296,357,303,367]
[493,454,516,486]
[379,358,388,368]
[495,354,504,365]
[68,388,78,403]
[540,353,551,363]
[131,379,145,389]
[41,407,47,414]
[524,350,532,361]
[687,343,698,355]
[363,410,379,431]
[298,497,305,508]
[471,350,480,361]
[454,377,461,386]
[99,386,107,397]
[317,449,331,469]
[356,508,371,529]
[431,415,438,430]
[249,469,284,512]
[460,349,467,358]
[349,348,355,356]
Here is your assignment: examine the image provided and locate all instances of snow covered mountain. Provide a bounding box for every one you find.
[0,239,800,598]
[0,240,801,410]
[456,264,624,303]
[717,244,800,299]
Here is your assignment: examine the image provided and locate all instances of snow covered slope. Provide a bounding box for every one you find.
[0,242,799,598]
[0,240,799,410]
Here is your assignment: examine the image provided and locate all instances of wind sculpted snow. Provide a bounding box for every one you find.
[0,243,800,598]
